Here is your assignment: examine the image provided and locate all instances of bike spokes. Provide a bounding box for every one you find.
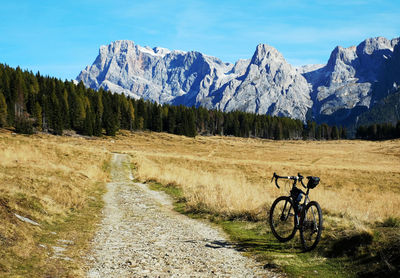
[300,201,323,251]
[269,197,297,242]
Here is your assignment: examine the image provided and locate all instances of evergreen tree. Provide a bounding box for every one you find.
[102,91,118,136]
[33,102,42,131]
[397,121,400,138]
[316,125,322,140]
[167,106,176,133]
[274,122,283,140]
[61,89,70,129]
[128,101,135,131]
[239,113,250,137]
[215,111,224,135]
[175,106,185,135]
[151,104,162,132]
[340,127,347,139]
[13,67,26,119]
[184,109,197,137]
[93,89,104,136]
[135,99,146,129]
[83,106,94,136]
[70,91,85,132]
[232,113,240,137]
[331,126,339,140]
[0,90,7,127]
[305,121,316,139]
[50,91,63,135]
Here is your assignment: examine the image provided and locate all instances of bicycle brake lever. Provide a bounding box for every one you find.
[270,172,276,183]
[270,173,280,189]
[275,179,280,189]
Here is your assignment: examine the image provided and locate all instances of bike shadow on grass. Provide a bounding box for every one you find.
[201,236,304,254]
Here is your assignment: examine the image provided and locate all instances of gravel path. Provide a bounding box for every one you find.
[86,153,278,277]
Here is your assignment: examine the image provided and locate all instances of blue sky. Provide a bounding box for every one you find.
[1,0,399,80]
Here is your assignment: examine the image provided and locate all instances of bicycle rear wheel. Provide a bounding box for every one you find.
[300,201,323,251]
[269,196,297,242]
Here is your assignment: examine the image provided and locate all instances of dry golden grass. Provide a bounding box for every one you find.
[110,131,400,225]
[0,130,109,276]
[1,128,399,275]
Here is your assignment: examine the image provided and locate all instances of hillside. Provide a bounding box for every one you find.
[357,89,400,126]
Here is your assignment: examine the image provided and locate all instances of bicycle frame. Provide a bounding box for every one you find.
[273,173,310,227]
[270,172,323,251]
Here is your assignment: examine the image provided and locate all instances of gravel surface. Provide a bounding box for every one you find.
[86,153,278,277]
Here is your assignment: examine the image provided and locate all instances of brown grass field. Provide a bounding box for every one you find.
[0,130,109,276]
[113,131,400,227]
[40,129,399,226]
[1,129,399,275]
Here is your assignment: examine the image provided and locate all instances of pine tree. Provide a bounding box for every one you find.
[93,89,104,136]
[184,109,197,137]
[83,106,94,136]
[161,105,169,132]
[70,92,85,132]
[128,101,135,131]
[341,127,347,139]
[239,113,250,137]
[396,121,400,138]
[167,106,176,133]
[13,67,26,119]
[274,122,283,140]
[50,91,63,135]
[102,92,118,136]
[33,102,42,131]
[61,89,70,129]
[151,104,162,132]
[135,99,146,129]
[308,121,316,139]
[0,90,7,127]
[332,126,339,140]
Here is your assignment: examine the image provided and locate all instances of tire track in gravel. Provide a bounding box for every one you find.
[86,153,278,277]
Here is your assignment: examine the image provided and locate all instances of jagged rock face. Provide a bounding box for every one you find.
[303,37,399,121]
[77,40,312,121]
[77,37,400,124]
[215,44,312,119]
[78,40,234,105]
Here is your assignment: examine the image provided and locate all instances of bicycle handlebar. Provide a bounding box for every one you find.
[270,172,307,189]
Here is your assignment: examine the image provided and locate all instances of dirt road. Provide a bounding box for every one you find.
[86,153,277,277]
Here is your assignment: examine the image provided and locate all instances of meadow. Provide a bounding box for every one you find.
[1,129,399,276]
[0,130,109,276]
[117,131,400,276]
[115,131,400,226]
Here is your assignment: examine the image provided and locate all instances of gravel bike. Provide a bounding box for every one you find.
[269,172,323,251]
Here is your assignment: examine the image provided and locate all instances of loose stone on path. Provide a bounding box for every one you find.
[86,153,279,277]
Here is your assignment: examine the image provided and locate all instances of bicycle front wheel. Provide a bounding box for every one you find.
[300,201,323,251]
[269,196,297,242]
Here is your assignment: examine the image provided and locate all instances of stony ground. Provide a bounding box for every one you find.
[85,153,279,277]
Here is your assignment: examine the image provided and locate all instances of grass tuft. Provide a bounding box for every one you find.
[381,216,400,228]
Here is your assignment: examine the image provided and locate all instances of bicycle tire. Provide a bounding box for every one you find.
[269,196,297,242]
[300,201,323,251]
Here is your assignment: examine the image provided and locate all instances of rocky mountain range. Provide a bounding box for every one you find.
[76,37,400,125]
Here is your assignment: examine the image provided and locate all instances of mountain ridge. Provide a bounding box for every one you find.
[77,37,400,125]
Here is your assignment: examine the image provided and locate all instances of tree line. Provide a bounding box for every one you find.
[0,63,346,140]
[356,122,400,140]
